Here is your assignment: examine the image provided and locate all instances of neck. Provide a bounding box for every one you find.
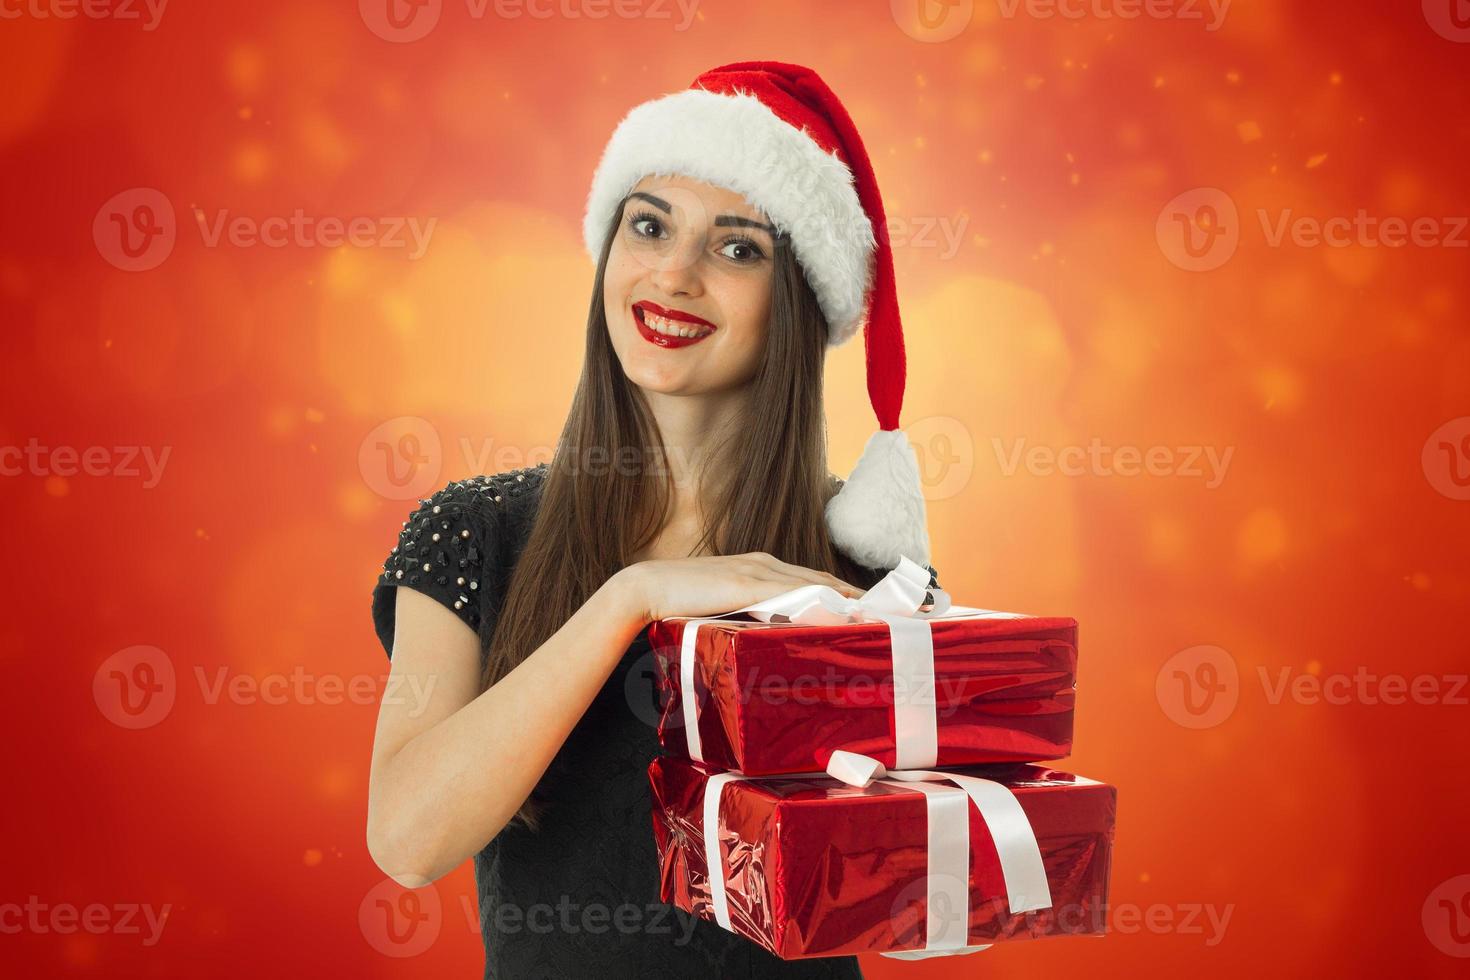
[637,385,749,503]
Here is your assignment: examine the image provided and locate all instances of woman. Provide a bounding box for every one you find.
[367,62,939,978]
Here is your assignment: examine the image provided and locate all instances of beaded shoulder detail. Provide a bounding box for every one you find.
[430,460,550,509]
[376,462,549,597]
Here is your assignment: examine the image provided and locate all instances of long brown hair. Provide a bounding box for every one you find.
[483,197,880,831]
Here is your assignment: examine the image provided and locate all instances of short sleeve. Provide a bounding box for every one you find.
[371,482,492,658]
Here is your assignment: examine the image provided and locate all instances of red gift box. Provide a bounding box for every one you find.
[649,755,1115,959]
[647,611,1077,776]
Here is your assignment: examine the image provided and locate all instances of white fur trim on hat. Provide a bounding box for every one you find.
[583,87,875,347]
[825,429,931,570]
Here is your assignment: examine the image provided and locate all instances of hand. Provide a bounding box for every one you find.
[612,552,866,626]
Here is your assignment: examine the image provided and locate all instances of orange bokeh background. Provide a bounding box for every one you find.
[3,0,1468,976]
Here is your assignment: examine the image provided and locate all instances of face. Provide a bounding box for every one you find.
[602,174,779,397]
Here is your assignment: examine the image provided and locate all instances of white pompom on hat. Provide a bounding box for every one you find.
[583,60,930,571]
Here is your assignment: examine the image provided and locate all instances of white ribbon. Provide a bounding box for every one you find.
[697,749,1053,958]
[670,555,1027,767]
[702,771,750,932]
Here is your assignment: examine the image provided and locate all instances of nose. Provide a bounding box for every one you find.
[648,230,706,299]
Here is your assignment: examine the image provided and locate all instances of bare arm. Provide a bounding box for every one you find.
[367,569,645,887]
[366,552,863,888]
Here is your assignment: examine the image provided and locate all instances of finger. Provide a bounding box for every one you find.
[821,572,865,595]
[752,567,864,599]
[807,571,863,597]
[746,553,845,587]
[734,554,864,600]
[794,566,864,597]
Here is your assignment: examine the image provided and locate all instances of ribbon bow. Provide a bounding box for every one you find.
[733,554,951,624]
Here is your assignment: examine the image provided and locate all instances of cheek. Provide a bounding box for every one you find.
[725,284,772,350]
[602,256,636,322]
[736,311,769,354]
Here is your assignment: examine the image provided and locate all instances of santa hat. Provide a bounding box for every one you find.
[582,60,929,570]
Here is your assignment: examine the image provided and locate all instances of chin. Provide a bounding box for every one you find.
[624,364,693,396]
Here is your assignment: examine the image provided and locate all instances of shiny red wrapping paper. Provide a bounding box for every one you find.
[647,614,1078,775]
[648,756,1115,959]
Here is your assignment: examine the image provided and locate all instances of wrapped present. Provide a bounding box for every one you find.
[648,751,1116,960]
[648,556,1077,776]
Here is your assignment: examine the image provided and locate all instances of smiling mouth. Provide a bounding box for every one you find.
[632,302,717,347]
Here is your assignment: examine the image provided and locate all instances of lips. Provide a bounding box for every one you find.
[632,301,717,349]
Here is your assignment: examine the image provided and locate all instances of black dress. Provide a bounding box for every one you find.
[370,463,940,980]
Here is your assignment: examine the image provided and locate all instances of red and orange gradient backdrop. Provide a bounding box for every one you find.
[2,1,1468,976]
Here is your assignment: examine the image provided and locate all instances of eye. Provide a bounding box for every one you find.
[626,209,667,241]
[719,236,766,265]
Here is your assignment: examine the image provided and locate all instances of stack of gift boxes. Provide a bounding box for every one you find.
[643,556,1116,961]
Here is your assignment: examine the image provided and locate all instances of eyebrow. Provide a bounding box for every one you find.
[627,191,783,238]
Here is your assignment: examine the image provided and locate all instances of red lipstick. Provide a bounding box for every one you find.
[632,301,717,349]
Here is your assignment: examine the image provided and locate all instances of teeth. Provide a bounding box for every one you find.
[641,308,712,339]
